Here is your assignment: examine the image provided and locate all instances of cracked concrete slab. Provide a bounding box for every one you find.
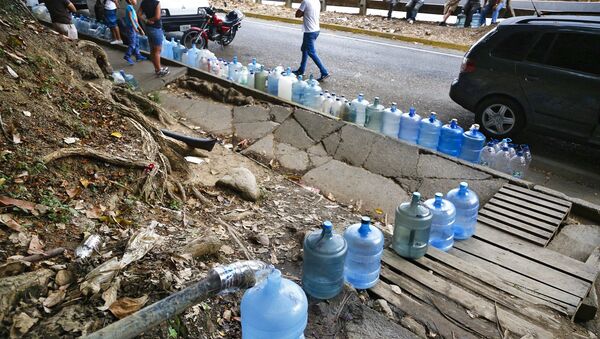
[417,178,506,205]
[242,134,274,161]
[158,91,195,113]
[364,136,419,178]
[547,224,600,261]
[322,132,341,155]
[233,105,271,123]
[185,99,233,135]
[334,125,379,167]
[234,121,279,140]
[270,105,293,123]
[302,160,409,222]
[275,143,311,173]
[273,118,315,150]
[294,108,344,141]
[417,154,491,180]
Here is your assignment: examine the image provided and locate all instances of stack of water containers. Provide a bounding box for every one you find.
[480,138,532,179]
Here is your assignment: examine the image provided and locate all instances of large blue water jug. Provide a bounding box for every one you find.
[186,44,199,68]
[268,66,284,96]
[398,107,421,144]
[241,268,308,339]
[459,124,486,163]
[392,192,432,259]
[446,182,479,240]
[381,102,401,138]
[471,11,482,28]
[292,75,308,104]
[438,119,464,156]
[424,193,456,252]
[417,112,442,149]
[301,74,321,108]
[343,216,384,289]
[302,221,347,299]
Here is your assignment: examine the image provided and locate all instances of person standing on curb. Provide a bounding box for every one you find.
[463,0,482,27]
[405,0,425,24]
[123,0,147,65]
[292,0,330,82]
[439,0,460,26]
[45,0,78,39]
[138,0,169,76]
[104,0,123,44]
[386,0,398,20]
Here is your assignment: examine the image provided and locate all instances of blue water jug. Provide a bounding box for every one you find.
[418,112,442,149]
[471,11,482,28]
[438,119,464,156]
[424,193,456,252]
[172,39,185,62]
[302,221,347,299]
[381,102,401,138]
[119,70,139,90]
[392,192,432,259]
[186,44,198,68]
[343,216,384,289]
[268,67,283,96]
[300,74,320,108]
[247,57,262,73]
[459,124,486,163]
[241,268,308,339]
[446,182,479,240]
[398,107,421,144]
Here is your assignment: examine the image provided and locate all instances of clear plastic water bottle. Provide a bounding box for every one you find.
[186,44,199,68]
[509,151,528,179]
[480,141,496,167]
[241,268,308,339]
[381,103,402,138]
[278,67,296,101]
[351,94,369,126]
[268,66,284,96]
[392,192,432,259]
[343,216,384,289]
[316,93,326,112]
[255,66,269,92]
[398,107,421,144]
[446,182,479,240]
[301,74,321,108]
[302,221,347,299]
[247,71,255,89]
[343,101,356,123]
[438,119,464,157]
[459,124,486,163]
[471,10,482,28]
[228,56,243,80]
[331,98,343,117]
[247,57,262,73]
[417,112,442,149]
[365,97,384,132]
[292,75,308,104]
[494,138,511,153]
[424,193,456,252]
[522,144,532,165]
[239,66,249,85]
[119,70,139,90]
[493,146,512,174]
[321,94,333,114]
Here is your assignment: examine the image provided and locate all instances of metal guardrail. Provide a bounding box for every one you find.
[269,0,600,17]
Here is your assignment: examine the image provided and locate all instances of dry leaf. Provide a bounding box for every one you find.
[10,313,37,338]
[0,213,23,232]
[66,187,81,198]
[27,234,45,255]
[12,132,21,144]
[43,289,66,308]
[270,251,279,265]
[375,208,384,215]
[98,277,121,311]
[0,260,29,278]
[109,295,148,319]
[6,65,18,79]
[220,245,234,255]
[80,178,90,188]
[0,196,40,215]
[85,206,102,219]
[110,132,122,138]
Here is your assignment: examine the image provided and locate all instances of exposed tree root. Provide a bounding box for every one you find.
[178,76,255,106]
[42,147,150,168]
[76,40,113,76]
[112,86,176,126]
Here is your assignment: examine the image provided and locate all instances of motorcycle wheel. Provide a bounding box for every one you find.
[219,28,237,46]
[182,29,208,49]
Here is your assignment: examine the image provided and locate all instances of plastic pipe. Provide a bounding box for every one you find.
[84,260,269,339]
[160,129,218,152]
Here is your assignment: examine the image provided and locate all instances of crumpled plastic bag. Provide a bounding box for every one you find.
[121,222,161,267]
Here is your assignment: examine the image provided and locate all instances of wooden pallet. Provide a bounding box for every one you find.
[477,183,572,246]
[371,247,598,338]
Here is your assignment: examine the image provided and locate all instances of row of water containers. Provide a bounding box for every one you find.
[241,182,480,338]
[481,138,532,179]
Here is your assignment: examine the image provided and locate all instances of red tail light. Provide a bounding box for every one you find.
[460,57,476,73]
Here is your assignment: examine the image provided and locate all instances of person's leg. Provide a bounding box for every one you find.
[479,4,488,25]
[296,33,310,75]
[124,27,136,60]
[405,0,415,19]
[412,0,424,20]
[491,2,504,23]
[387,1,394,19]
[306,32,328,77]
[463,2,473,27]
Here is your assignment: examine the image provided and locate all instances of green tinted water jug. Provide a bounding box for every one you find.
[392,192,432,259]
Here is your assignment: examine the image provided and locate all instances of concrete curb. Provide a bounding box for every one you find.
[245,12,471,52]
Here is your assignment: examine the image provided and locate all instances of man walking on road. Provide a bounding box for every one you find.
[293,0,330,82]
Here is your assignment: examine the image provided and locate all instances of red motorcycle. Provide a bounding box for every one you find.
[181,7,244,49]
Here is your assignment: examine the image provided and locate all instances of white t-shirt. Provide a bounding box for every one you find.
[105,0,117,10]
[299,0,320,33]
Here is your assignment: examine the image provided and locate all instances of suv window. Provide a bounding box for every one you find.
[545,33,600,76]
[491,31,537,61]
[526,33,556,64]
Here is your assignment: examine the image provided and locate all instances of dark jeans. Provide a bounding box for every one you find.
[405,0,425,20]
[387,1,397,19]
[125,26,140,58]
[463,1,481,27]
[298,31,328,77]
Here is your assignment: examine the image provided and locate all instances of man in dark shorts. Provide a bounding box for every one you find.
[45,0,78,39]
[138,0,169,76]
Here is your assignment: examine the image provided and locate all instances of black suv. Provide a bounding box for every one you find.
[449,16,600,146]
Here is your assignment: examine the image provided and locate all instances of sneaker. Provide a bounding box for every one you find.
[438,21,447,26]
[292,70,304,77]
[110,40,123,45]
[123,56,134,65]
[408,19,414,24]
[155,67,170,77]
[317,73,330,82]
[135,55,148,62]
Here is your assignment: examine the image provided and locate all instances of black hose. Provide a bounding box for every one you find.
[161,129,218,152]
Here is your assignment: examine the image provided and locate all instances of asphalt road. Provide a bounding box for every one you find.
[183,18,600,204]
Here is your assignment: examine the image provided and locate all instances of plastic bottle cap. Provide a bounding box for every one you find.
[322,221,333,232]
[434,193,443,207]
[487,141,495,146]
[459,182,468,192]
[517,151,524,156]
[429,112,437,122]
[361,216,371,224]
[411,192,421,202]
[409,107,416,116]
[502,146,509,151]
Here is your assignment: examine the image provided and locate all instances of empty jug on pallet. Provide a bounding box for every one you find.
[352,94,369,126]
[302,221,347,299]
[459,124,486,163]
[418,112,442,149]
[438,119,464,157]
[393,192,432,259]
[398,107,421,143]
[241,268,308,339]
[381,102,401,138]
[343,216,384,289]
[424,193,456,252]
[365,97,384,132]
[446,182,479,240]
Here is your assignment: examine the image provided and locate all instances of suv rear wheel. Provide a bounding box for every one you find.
[475,96,525,139]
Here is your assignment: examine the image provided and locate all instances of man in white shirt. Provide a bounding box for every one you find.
[293,0,329,81]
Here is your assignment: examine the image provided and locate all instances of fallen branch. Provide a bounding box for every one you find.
[21,247,65,263]
[0,109,9,141]
[42,147,150,168]
[215,217,253,260]
[191,186,214,207]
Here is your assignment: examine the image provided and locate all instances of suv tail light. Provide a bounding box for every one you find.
[460,57,476,73]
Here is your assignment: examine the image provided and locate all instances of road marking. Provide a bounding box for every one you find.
[245,19,463,58]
